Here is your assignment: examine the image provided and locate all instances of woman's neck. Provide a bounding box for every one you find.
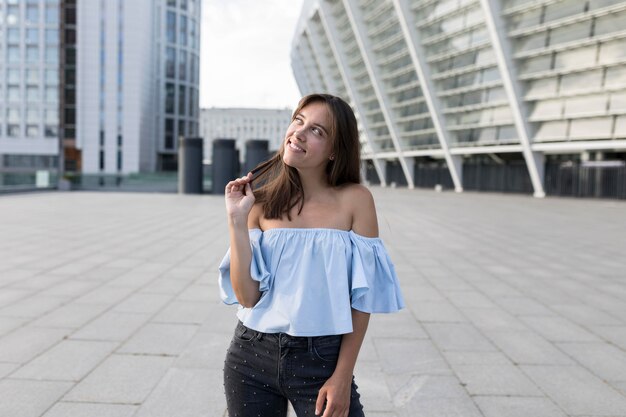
[297,168,330,199]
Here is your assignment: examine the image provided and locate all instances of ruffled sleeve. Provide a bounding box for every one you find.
[349,231,405,313]
[218,229,271,305]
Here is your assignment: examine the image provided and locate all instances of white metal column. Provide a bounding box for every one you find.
[291,50,314,95]
[342,0,415,188]
[317,2,387,186]
[297,39,327,93]
[480,0,546,197]
[391,0,463,192]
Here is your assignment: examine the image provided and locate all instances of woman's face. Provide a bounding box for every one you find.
[282,101,334,172]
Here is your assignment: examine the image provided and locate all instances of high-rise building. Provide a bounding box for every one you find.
[291,0,626,198]
[200,107,292,163]
[0,0,201,183]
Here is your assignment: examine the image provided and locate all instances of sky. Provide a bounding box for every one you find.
[200,0,305,110]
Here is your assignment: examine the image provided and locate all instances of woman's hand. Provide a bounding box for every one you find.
[315,373,352,417]
[225,172,255,220]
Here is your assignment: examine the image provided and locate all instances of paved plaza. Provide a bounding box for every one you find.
[0,188,625,417]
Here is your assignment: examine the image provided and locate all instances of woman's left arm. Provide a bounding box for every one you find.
[316,309,370,417]
[316,184,378,417]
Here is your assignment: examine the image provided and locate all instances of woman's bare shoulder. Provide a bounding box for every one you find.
[337,183,378,237]
[247,203,263,229]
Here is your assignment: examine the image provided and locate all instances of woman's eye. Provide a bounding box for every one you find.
[312,127,320,135]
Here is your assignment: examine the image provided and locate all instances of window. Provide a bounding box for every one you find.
[180,15,187,46]
[8,86,20,102]
[26,125,39,137]
[165,118,174,149]
[178,120,185,140]
[46,6,59,24]
[45,125,58,137]
[167,11,176,44]
[45,69,58,85]
[179,50,187,81]
[46,29,58,44]
[26,5,39,24]
[8,28,20,43]
[26,46,39,63]
[45,47,58,63]
[8,69,20,84]
[166,47,176,78]
[26,28,39,44]
[45,86,58,103]
[165,83,175,113]
[8,46,20,63]
[26,86,39,102]
[8,125,20,137]
[179,85,186,115]
[530,99,563,119]
[609,92,626,112]
[27,109,40,123]
[45,109,57,124]
[549,21,591,46]
[7,108,20,123]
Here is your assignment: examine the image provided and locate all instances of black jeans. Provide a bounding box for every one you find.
[224,321,365,417]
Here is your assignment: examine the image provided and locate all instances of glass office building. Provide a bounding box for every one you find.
[0,0,200,183]
[292,0,626,198]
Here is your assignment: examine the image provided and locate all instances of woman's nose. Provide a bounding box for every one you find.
[294,129,305,141]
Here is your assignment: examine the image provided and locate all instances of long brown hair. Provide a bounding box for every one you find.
[250,93,361,220]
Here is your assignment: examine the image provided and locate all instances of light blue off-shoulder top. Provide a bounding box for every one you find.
[218,228,405,336]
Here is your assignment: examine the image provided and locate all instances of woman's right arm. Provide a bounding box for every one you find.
[225,173,261,308]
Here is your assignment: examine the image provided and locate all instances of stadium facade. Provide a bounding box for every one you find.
[291,0,626,198]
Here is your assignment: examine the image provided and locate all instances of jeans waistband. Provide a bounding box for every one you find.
[236,321,342,349]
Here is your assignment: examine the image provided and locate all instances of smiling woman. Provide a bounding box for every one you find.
[218,93,405,417]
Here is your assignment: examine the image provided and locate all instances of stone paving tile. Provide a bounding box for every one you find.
[0,316,27,337]
[112,293,173,314]
[374,338,452,376]
[41,402,138,417]
[494,296,555,316]
[354,363,394,412]
[0,362,19,378]
[133,368,225,417]
[398,395,484,417]
[0,379,73,417]
[521,365,626,416]
[63,354,175,404]
[366,309,428,339]
[424,323,497,352]
[485,331,574,365]
[73,285,137,306]
[461,307,529,333]
[0,294,68,319]
[451,363,543,396]
[408,300,467,323]
[550,304,624,327]
[11,340,118,381]
[71,311,151,342]
[592,326,626,350]
[152,300,212,324]
[445,290,497,309]
[0,325,70,364]
[475,396,568,417]
[520,315,602,342]
[30,302,110,329]
[442,351,512,366]
[117,323,199,356]
[557,342,626,383]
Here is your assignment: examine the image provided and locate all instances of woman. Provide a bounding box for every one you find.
[219,93,404,417]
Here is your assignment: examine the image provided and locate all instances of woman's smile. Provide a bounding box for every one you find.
[287,139,306,153]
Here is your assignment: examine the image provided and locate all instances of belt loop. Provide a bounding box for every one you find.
[307,337,313,353]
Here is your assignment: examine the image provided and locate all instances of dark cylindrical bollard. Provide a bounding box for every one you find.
[178,137,204,194]
[244,139,270,173]
[212,138,238,194]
